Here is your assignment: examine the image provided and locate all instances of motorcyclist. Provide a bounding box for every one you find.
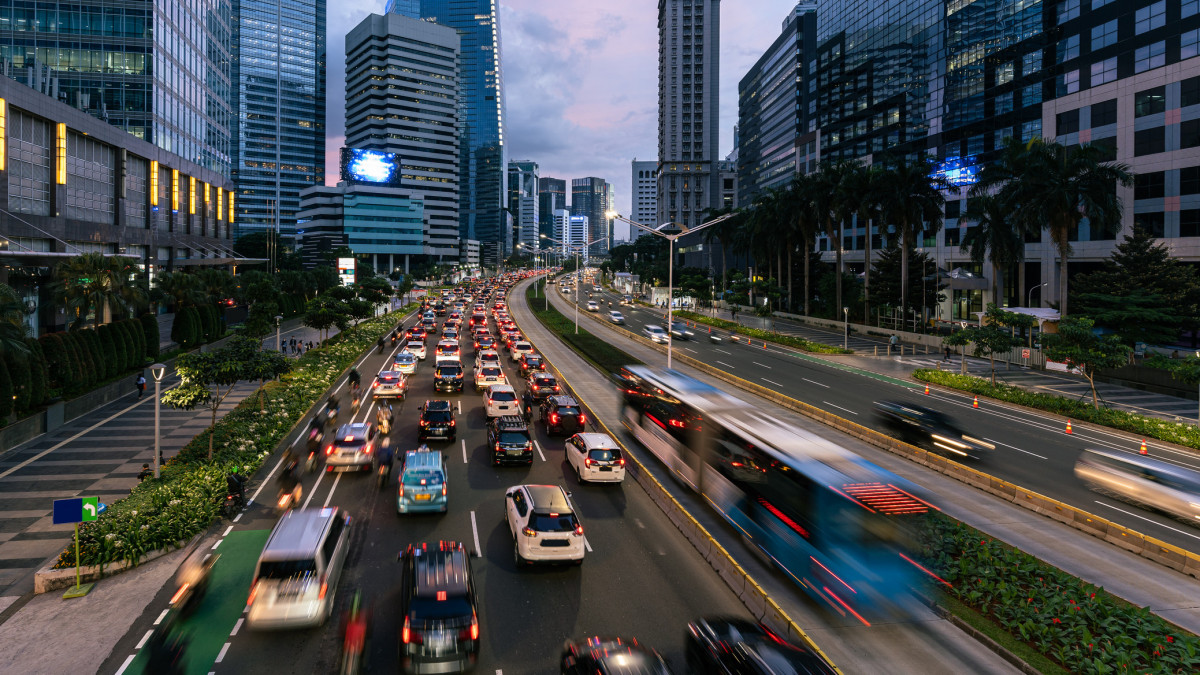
[326,395,340,424]
[376,402,393,433]
[347,367,361,390]
[226,469,247,505]
[375,437,394,480]
[145,612,188,675]
[377,336,386,354]
[277,460,301,506]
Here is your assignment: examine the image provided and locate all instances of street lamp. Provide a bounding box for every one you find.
[151,363,166,478]
[959,320,969,375]
[843,307,849,350]
[274,315,283,352]
[542,233,605,333]
[1028,282,1048,308]
[609,212,735,369]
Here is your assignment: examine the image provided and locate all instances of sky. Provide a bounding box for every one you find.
[325,1,791,242]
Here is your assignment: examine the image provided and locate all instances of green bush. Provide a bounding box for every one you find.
[119,319,141,368]
[40,333,70,397]
[96,324,120,377]
[141,313,161,359]
[67,331,96,390]
[918,514,1200,674]
[4,349,30,412]
[24,338,47,407]
[52,308,415,569]
[914,369,1200,451]
[197,304,215,343]
[126,318,147,366]
[673,310,853,354]
[524,281,641,374]
[0,356,11,421]
[60,332,87,395]
[82,330,104,386]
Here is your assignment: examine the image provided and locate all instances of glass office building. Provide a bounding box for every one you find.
[507,160,539,254]
[386,0,508,267]
[230,0,327,240]
[0,0,234,177]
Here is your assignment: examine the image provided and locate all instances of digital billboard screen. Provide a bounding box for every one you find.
[340,148,403,186]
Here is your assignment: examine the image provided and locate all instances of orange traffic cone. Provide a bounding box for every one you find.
[972,395,979,408]
[1139,439,1148,455]
[1065,419,1073,434]
[924,384,930,395]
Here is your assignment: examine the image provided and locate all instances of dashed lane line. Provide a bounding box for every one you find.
[823,401,858,416]
[802,378,829,389]
[471,511,482,557]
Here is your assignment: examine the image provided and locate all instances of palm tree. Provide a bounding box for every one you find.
[812,161,849,316]
[878,157,953,331]
[52,253,142,329]
[155,271,206,311]
[838,162,885,323]
[960,193,1025,306]
[985,138,1133,317]
[701,206,739,300]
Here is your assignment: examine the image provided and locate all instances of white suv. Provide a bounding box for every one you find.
[505,484,585,566]
[565,433,626,483]
[510,341,535,363]
[483,384,519,418]
[475,349,501,371]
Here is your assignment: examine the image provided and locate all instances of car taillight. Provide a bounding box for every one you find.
[442,483,448,496]
[584,457,592,468]
[398,485,404,498]
[364,443,372,454]
[325,444,334,455]
[450,420,456,426]
[521,526,538,537]
[573,525,584,536]
[554,386,560,391]
[550,413,559,424]
[579,414,587,424]
[618,458,626,466]
[318,575,328,599]
[494,443,501,453]
[402,616,423,644]
[420,419,428,426]
[373,381,380,388]
[470,612,480,640]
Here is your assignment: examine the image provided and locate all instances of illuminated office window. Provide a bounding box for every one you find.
[228,192,234,222]
[150,161,159,209]
[0,98,7,171]
[171,169,179,212]
[217,188,223,220]
[189,176,196,215]
[55,123,66,185]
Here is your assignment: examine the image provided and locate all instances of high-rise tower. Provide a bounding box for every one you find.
[507,160,540,254]
[572,177,611,255]
[657,0,721,230]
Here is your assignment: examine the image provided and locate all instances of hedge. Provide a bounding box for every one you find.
[24,338,47,408]
[0,357,11,420]
[126,318,146,365]
[119,319,141,368]
[524,281,642,375]
[97,324,120,378]
[52,307,415,569]
[914,369,1200,452]
[141,313,160,359]
[65,331,94,390]
[60,332,86,395]
[39,333,68,397]
[673,310,854,354]
[84,330,105,388]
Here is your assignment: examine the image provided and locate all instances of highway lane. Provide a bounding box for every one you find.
[566,277,1200,553]
[102,295,750,675]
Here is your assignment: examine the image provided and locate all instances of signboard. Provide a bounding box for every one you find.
[340,148,404,186]
[1021,348,1030,359]
[52,497,99,525]
[337,257,356,287]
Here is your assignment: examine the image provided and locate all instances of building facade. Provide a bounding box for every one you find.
[387,0,508,267]
[296,183,424,272]
[0,0,235,177]
[631,159,659,231]
[344,13,460,260]
[507,160,539,255]
[538,176,566,245]
[571,176,610,254]
[230,0,327,240]
[657,0,721,230]
[0,77,237,334]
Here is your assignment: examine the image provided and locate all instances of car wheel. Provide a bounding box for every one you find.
[572,557,583,567]
[513,544,525,567]
[576,465,585,483]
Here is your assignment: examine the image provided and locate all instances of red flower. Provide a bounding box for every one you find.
[1052,618,1062,624]
[1167,636,1174,643]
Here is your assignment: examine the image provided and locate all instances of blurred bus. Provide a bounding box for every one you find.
[1075,448,1200,524]
[617,366,938,625]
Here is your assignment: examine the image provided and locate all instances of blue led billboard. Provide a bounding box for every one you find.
[933,156,978,187]
[340,148,404,186]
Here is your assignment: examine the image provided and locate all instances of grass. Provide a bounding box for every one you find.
[673,310,853,354]
[524,280,641,374]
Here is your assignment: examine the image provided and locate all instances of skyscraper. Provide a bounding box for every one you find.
[231,0,327,240]
[657,0,721,229]
[386,0,508,267]
[507,160,539,254]
[0,0,235,176]
[538,177,567,244]
[344,13,460,259]
[571,177,610,254]
[631,160,658,233]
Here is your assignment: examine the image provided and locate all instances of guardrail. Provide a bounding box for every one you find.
[509,280,845,673]
[557,282,1200,581]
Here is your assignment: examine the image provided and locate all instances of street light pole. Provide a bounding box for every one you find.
[1028,282,1047,307]
[151,363,166,478]
[274,315,283,352]
[843,307,849,350]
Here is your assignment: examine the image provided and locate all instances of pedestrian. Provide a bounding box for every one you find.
[135,373,146,398]
[889,334,899,355]
[943,345,951,361]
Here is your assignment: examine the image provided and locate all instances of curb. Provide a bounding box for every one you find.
[914,591,1040,675]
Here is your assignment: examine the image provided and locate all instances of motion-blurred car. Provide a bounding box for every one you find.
[608,311,625,325]
[873,400,994,459]
[586,300,600,312]
[392,351,418,375]
[669,321,695,340]
[561,636,671,674]
[643,325,669,343]
[685,617,838,674]
[565,433,625,484]
[505,484,585,566]
[398,541,479,673]
[1075,448,1200,523]
[371,370,407,400]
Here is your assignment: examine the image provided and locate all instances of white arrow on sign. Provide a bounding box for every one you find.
[83,503,96,518]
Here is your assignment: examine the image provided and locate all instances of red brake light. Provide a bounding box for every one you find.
[470,612,479,640]
[450,420,456,426]
[550,413,559,424]
[618,458,626,466]
[584,457,592,468]
[573,525,584,536]
[325,444,334,455]
[579,414,586,424]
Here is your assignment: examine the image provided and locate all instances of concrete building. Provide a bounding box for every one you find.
[0,77,238,335]
[538,176,566,245]
[631,159,658,231]
[657,0,721,230]
[571,176,610,254]
[296,183,424,273]
[231,0,327,241]
[344,13,460,260]
[507,160,539,255]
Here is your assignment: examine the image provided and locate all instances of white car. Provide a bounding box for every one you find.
[392,352,417,375]
[474,365,507,392]
[505,484,585,566]
[434,340,461,361]
[566,433,626,483]
[510,341,535,363]
[475,349,501,371]
[405,341,427,360]
[608,311,625,325]
[669,321,695,340]
[483,384,520,418]
[642,325,669,343]
[586,300,599,312]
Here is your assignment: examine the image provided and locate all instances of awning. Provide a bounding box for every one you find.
[939,267,989,290]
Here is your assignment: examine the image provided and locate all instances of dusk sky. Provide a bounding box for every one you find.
[325,1,791,241]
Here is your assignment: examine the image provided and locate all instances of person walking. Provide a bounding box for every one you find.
[135,373,147,398]
[888,334,899,355]
[943,344,951,361]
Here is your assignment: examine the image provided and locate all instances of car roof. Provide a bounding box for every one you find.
[521,484,572,512]
[645,324,664,331]
[404,449,444,469]
[487,384,515,393]
[260,508,342,561]
[424,400,452,411]
[411,543,472,599]
[377,370,401,378]
[548,395,579,406]
[335,423,371,439]
[574,433,617,449]
[395,352,415,360]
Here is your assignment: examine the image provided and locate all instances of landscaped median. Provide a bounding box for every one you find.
[521,282,1200,673]
[672,310,853,354]
[525,280,641,372]
[45,304,418,575]
[913,369,1200,451]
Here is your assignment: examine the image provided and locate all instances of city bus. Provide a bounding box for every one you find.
[617,365,938,624]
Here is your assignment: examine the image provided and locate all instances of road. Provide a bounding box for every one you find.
[566,278,1200,554]
[101,300,749,675]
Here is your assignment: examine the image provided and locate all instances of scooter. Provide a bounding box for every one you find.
[276,484,302,513]
[170,549,219,616]
[709,332,724,344]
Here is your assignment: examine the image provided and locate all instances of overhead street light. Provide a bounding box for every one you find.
[542,233,605,333]
[608,212,735,369]
[151,363,167,479]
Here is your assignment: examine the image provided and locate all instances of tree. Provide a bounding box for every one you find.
[95,324,120,378]
[23,338,47,408]
[155,272,206,312]
[838,162,885,322]
[0,284,31,357]
[878,156,953,330]
[394,276,415,305]
[161,335,291,458]
[303,295,346,341]
[1041,316,1130,408]
[870,243,945,317]
[242,300,280,340]
[1072,225,1200,347]
[123,318,147,366]
[942,304,1026,384]
[141,313,161,359]
[960,193,1024,306]
[52,253,145,328]
[357,277,392,312]
[3,348,31,411]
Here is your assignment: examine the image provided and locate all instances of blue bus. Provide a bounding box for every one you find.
[617,366,938,625]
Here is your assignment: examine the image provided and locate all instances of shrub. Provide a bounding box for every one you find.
[24,338,47,407]
[66,331,96,390]
[196,305,215,343]
[82,330,104,385]
[39,333,69,395]
[0,356,11,422]
[119,319,141,369]
[172,307,198,348]
[140,313,160,359]
[96,324,120,378]
[4,349,30,412]
[673,310,853,354]
[60,332,88,395]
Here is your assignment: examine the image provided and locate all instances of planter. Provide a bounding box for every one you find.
[34,544,178,594]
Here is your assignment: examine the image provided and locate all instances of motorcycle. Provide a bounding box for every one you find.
[378,416,391,436]
[171,548,219,616]
[276,483,302,513]
[339,590,370,675]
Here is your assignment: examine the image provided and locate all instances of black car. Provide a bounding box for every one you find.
[685,617,837,675]
[561,636,672,674]
[873,400,995,459]
[525,372,561,400]
[540,395,585,436]
[434,302,447,317]
[398,541,480,674]
[487,415,533,466]
[418,400,456,442]
[518,354,546,378]
[434,363,465,393]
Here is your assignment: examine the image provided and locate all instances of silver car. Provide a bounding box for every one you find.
[643,325,669,343]
[608,311,625,325]
[669,321,695,340]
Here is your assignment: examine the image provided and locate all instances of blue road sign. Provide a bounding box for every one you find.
[53,498,83,525]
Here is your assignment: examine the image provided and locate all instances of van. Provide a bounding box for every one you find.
[246,508,352,629]
[397,449,448,513]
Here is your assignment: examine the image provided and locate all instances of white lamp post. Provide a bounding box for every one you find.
[542,234,604,334]
[609,212,734,369]
[274,314,283,352]
[843,307,849,350]
[1028,282,1048,307]
[151,363,166,478]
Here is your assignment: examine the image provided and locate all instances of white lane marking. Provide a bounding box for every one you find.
[457,401,462,414]
[154,609,169,626]
[135,629,154,649]
[301,468,328,509]
[762,379,785,388]
[462,439,468,464]
[753,361,769,368]
[716,361,735,369]
[534,440,546,462]
[249,452,292,503]
[823,401,859,416]
[223,526,233,537]
[322,472,343,509]
[496,671,503,675]
[470,511,482,557]
[1094,501,1200,542]
[583,537,593,552]
[635,518,646,529]
[211,539,222,550]
[216,642,231,663]
[715,348,731,355]
[983,437,1048,460]
[233,513,243,522]
[802,378,830,389]
[231,618,244,636]
[682,347,697,353]
[115,655,136,675]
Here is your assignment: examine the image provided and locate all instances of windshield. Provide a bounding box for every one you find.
[258,559,317,580]
[499,431,530,445]
[491,391,517,402]
[402,470,444,486]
